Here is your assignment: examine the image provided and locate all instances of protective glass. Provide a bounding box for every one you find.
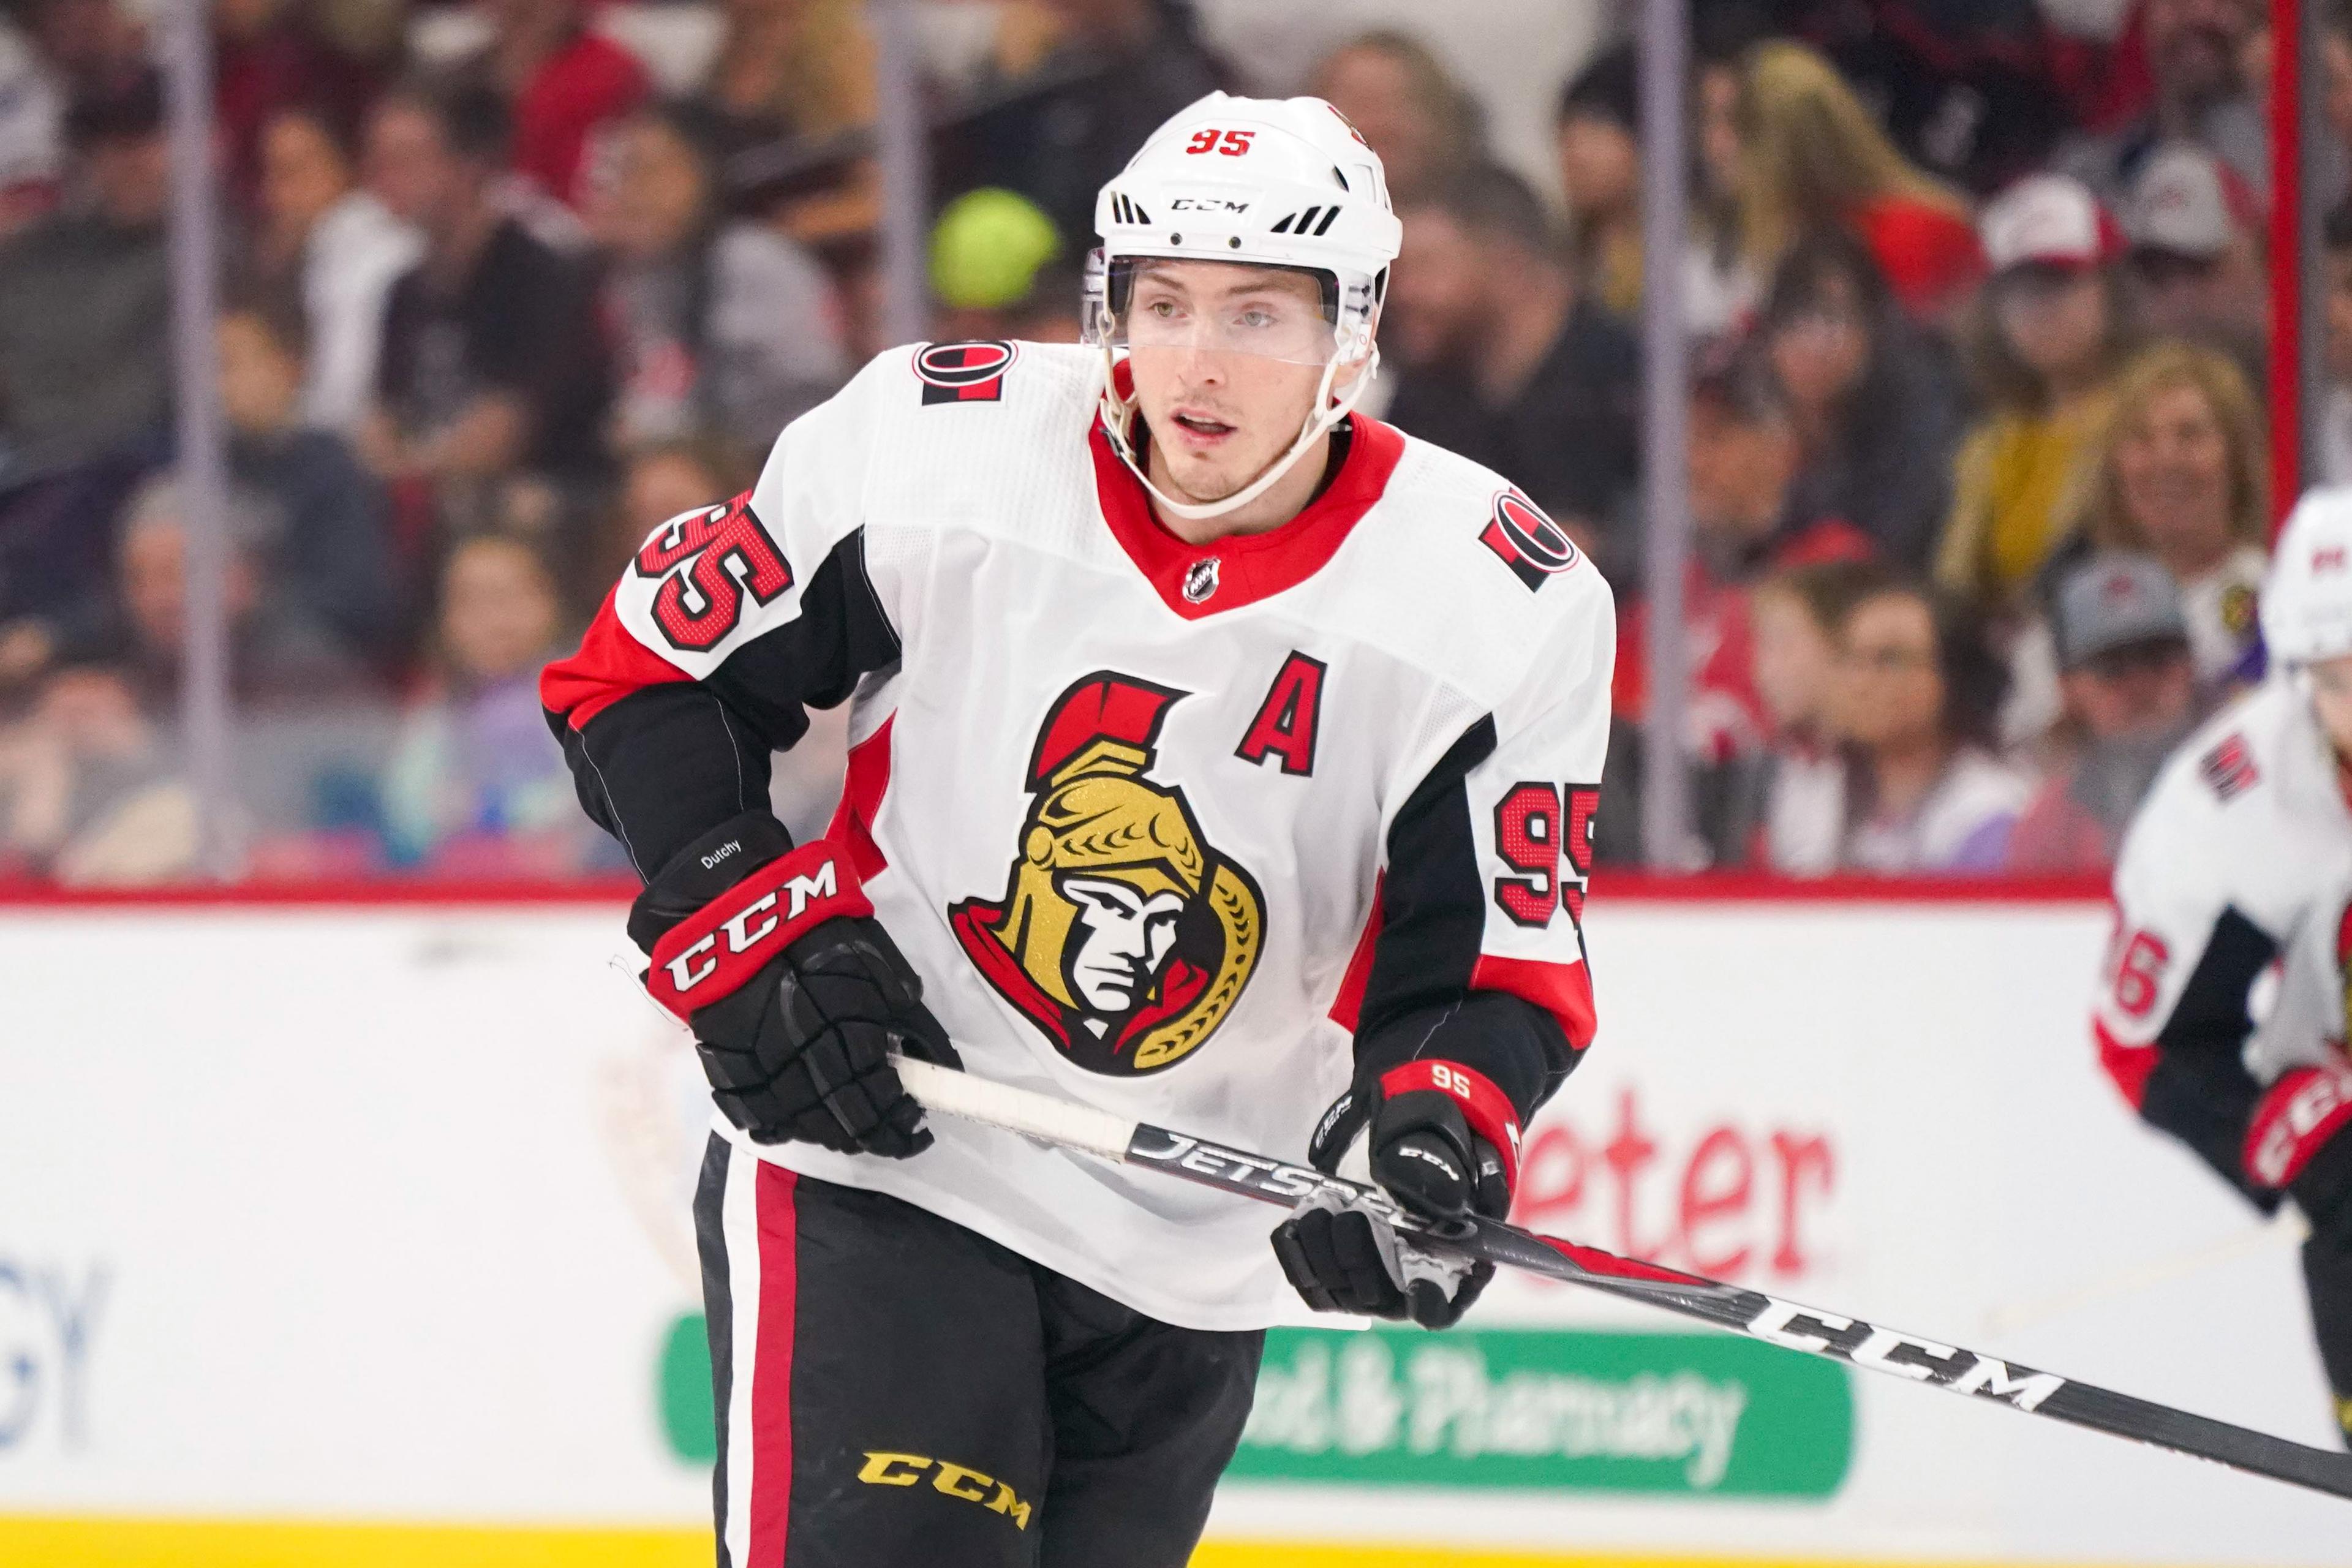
[1093,256,1341,367]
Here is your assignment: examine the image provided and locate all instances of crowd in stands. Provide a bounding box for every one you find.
[1578,0,2318,875]
[0,0,2335,883]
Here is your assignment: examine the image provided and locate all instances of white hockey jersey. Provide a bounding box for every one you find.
[545,341,1616,1329]
[2096,677,2352,1182]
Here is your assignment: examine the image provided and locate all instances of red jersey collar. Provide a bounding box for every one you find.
[1089,379,1405,620]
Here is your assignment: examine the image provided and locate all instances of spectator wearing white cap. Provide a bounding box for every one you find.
[2120,141,2268,385]
[1937,174,2137,615]
[2010,552,2203,870]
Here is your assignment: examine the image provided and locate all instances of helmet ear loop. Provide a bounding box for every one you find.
[1284,296,1381,462]
[1095,304,1145,467]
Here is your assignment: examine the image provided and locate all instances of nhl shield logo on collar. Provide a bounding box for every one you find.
[1480,490,1580,591]
[1183,557,1221,604]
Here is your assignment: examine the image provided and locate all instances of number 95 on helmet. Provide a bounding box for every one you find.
[1083,91,1403,517]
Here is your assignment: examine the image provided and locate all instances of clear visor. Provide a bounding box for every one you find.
[1093,256,1343,368]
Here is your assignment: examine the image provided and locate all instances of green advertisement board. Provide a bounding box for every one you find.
[659,1314,1852,1500]
[1229,1324,1853,1498]
[660,1313,718,1464]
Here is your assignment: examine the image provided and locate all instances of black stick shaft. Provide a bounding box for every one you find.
[1119,1121,2352,1503]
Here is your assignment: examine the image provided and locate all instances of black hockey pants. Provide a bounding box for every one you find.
[693,1134,1265,1566]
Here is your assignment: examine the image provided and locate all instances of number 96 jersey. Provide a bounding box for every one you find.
[543,341,1615,1330]
[2096,677,2352,1186]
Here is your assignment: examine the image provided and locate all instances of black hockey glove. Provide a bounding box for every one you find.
[1272,1055,1523,1329]
[2244,1063,2352,1443]
[637,812,959,1158]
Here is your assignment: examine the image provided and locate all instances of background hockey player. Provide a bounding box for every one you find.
[2096,488,2352,1446]
[540,92,1614,1566]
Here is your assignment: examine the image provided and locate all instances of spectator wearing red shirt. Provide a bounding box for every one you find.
[459,0,648,211]
[1736,40,1986,325]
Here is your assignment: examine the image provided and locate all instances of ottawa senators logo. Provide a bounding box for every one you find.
[1479,489,1580,591]
[949,673,1265,1075]
[913,340,1015,404]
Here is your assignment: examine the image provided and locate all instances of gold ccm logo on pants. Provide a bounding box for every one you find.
[857,1451,1034,1530]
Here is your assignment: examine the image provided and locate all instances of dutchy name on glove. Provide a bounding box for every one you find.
[647,841,874,1019]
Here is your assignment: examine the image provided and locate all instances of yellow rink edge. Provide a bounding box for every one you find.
[0,1517,2226,1568]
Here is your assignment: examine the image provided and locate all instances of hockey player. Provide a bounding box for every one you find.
[543,94,1611,1565]
[2096,487,2352,1446]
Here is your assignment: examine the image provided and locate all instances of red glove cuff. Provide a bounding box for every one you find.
[1381,1059,1523,1197]
[646,841,872,1020]
[2245,1064,2352,1190]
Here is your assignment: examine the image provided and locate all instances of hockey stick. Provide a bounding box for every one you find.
[889,1056,2352,1503]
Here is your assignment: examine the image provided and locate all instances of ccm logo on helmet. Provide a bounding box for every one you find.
[914,339,1016,405]
[664,860,840,993]
[1479,491,1580,592]
[1169,196,1251,213]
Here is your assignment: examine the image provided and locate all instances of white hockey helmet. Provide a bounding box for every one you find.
[2261,486,2352,666]
[1084,92,1402,521]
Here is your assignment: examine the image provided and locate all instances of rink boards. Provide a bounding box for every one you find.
[0,888,2343,1565]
